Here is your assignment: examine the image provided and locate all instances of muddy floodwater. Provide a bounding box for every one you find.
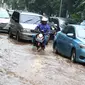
[0,34,85,85]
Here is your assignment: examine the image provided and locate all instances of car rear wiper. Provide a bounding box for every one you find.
[23,19,33,23]
[4,17,9,19]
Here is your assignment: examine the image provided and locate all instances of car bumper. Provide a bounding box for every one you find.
[19,32,37,41]
[0,24,9,33]
[0,28,8,33]
[77,49,85,63]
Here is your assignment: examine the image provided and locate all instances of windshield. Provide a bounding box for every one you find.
[59,18,66,25]
[59,18,77,29]
[76,26,85,38]
[60,18,77,25]
[0,10,9,19]
[20,14,41,24]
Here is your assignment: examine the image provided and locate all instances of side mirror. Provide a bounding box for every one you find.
[54,24,57,26]
[67,33,75,38]
[14,18,19,22]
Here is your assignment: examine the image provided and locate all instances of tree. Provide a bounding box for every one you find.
[4,0,85,21]
[29,0,60,16]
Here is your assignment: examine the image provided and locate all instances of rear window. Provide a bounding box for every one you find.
[66,19,77,24]
[59,18,77,25]
[20,14,41,24]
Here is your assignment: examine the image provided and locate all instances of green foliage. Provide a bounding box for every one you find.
[4,0,85,20]
[28,0,60,16]
[71,13,82,22]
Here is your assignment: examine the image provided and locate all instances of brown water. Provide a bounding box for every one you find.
[0,34,85,85]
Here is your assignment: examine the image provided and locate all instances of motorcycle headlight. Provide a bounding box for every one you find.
[79,44,85,48]
[37,34,44,40]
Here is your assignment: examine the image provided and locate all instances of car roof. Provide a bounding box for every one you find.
[50,17,66,20]
[50,17,73,20]
[49,17,77,24]
[21,12,42,16]
[50,17,75,21]
[82,20,85,22]
[13,10,42,16]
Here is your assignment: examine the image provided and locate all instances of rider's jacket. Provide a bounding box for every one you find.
[35,23,51,35]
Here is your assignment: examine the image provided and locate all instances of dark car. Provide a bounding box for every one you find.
[49,17,77,30]
[49,17,77,40]
[8,11,42,41]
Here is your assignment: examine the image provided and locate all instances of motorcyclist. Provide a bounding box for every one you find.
[33,16,51,49]
[49,19,60,40]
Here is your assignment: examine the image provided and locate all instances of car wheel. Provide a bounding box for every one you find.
[53,41,58,53]
[16,32,20,41]
[71,49,76,63]
[9,29,13,38]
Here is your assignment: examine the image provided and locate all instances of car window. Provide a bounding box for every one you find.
[53,19,58,24]
[0,10,9,18]
[76,26,85,38]
[12,12,19,23]
[62,26,75,35]
[67,26,75,34]
[58,18,66,25]
[20,14,41,24]
[49,18,53,22]
[49,18,59,24]
[62,26,69,34]
[67,19,77,24]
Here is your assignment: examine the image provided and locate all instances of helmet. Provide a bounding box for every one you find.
[41,17,48,21]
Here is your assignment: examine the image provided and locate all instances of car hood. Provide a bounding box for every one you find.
[77,37,85,44]
[20,23,37,30]
[0,18,10,23]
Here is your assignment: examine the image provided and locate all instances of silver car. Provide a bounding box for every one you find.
[8,11,42,41]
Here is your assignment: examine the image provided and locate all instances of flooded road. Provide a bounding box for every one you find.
[0,34,85,85]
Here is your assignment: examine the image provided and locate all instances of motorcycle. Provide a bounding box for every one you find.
[36,33,45,51]
[31,30,45,51]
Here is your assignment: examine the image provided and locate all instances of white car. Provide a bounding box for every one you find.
[0,8,10,32]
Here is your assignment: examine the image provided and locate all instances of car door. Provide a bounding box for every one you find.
[10,11,19,35]
[57,26,75,57]
[63,26,75,57]
[57,27,68,55]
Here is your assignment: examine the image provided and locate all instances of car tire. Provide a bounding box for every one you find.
[9,29,13,38]
[16,32,21,41]
[71,49,76,63]
[53,41,58,54]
